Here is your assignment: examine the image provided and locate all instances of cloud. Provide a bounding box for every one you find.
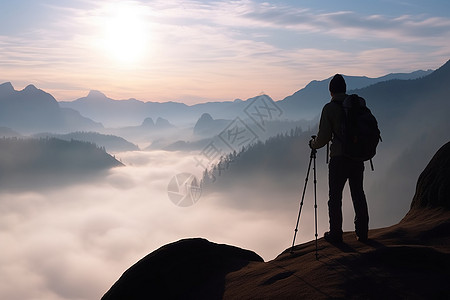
[0,125,439,299]
[236,3,450,44]
[1,0,449,103]
[0,150,306,299]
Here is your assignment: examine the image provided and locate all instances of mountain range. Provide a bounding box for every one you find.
[278,69,433,119]
[58,67,434,128]
[0,61,445,147]
[0,82,102,134]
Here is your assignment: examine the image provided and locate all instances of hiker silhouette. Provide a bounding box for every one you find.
[309,74,369,243]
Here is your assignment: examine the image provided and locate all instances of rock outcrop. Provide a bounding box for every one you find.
[102,238,263,300]
[410,141,450,210]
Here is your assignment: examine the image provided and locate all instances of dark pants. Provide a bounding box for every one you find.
[328,156,369,238]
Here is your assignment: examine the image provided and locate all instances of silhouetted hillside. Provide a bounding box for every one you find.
[0,83,61,131]
[0,137,123,189]
[278,63,443,122]
[155,117,174,129]
[149,138,212,152]
[193,113,230,137]
[0,82,102,133]
[278,69,433,119]
[33,131,139,152]
[201,127,308,190]
[147,116,308,152]
[60,107,104,132]
[356,60,450,135]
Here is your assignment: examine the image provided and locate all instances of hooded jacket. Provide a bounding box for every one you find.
[310,93,347,157]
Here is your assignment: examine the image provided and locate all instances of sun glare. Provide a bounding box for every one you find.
[99,3,151,65]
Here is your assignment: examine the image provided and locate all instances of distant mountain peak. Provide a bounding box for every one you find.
[0,81,14,90]
[193,113,230,136]
[87,90,107,99]
[23,84,38,92]
[199,113,213,121]
[440,59,450,69]
[155,117,173,128]
[141,117,154,127]
[0,82,15,96]
[431,59,450,77]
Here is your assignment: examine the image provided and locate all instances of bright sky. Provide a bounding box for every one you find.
[1,0,449,104]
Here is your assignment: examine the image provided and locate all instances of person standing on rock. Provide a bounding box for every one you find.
[309,74,369,243]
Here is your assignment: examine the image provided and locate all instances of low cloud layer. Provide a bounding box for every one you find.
[0,137,437,299]
[0,150,315,299]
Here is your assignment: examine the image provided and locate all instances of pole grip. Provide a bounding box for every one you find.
[309,135,317,153]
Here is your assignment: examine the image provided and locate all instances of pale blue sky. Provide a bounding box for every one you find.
[0,0,449,103]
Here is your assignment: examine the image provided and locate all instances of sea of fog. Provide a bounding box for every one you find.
[0,149,414,300]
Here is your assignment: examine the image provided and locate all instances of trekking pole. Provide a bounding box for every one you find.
[326,142,329,164]
[291,136,317,254]
[312,146,319,260]
[369,159,374,171]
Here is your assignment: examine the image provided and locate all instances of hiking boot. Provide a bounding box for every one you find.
[324,231,343,243]
[356,234,368,243]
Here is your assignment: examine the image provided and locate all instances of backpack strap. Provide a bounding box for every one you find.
[330,99,345,144]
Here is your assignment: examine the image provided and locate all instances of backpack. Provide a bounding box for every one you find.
[339,94,381,162]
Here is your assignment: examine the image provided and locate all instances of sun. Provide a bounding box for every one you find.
[99,3,151,65]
